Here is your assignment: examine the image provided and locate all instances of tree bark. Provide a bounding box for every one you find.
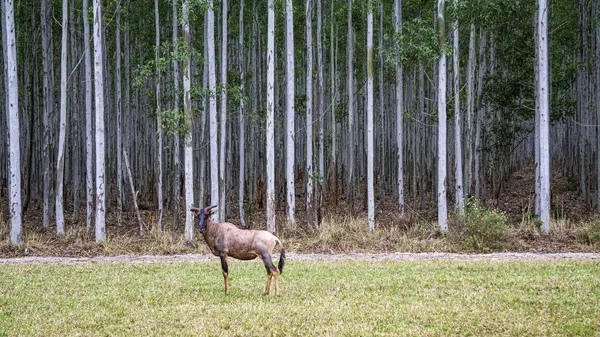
[437,0,448,232]
[453,0,464,215]
[83,0,93,232]
[155,0,163,230]
[56,0,69,235]
[182,0,194,241]
[395,0,404,216]
[267,0,276,233]
[93,0,106,242]
[239,0,246,226]
[538,0,550,233]
[207,3,219,222]
[367,6,375,232]
[3,0,22,245]
[306,0,315,228]
[219,0,227,222]
[285,0,296,226]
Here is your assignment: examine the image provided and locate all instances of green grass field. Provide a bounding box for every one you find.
[1,259,599,336]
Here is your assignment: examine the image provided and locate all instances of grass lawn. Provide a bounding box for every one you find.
[1,259,599,336]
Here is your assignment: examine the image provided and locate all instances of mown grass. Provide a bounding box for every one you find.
[1,259,599,336]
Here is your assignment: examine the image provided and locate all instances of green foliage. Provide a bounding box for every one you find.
[157,109,190,137]
[464,198,510,251]
[578,222,600,246]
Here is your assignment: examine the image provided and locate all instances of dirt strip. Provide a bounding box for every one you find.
[1,252,599,265]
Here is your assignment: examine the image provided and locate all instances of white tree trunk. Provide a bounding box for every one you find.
[285,0,296,226]
[474,30,486,199]
[306,0,314,227]
[3,0,22,245]
[394,0,404,216]
[41,0,52,229]
[219,0,227,222]
[538,0,550,233]
[208,4,219,222]
[367,8,375,232]
[267,0,276,233]
[182,0,194,241]
[155,0,163,230]
[453,0,464,215]
[172,0,181,228]
[93,0,106,242]
[347,0,354,206]
[437,0,448,232]
[317,0,324,178]
[116,0,123,226]
[83,0,93,232]
[56,0,68,235]
[466,23,476,196]
[239,0,246,226]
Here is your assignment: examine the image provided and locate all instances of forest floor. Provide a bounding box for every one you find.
[1,258,599,336]
[1,165,599,258]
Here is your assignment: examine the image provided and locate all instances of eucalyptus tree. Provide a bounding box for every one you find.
[317,0,324,179]
[347,0,355,208]
[41,0,52,229]
[466,23,476,195]
[56,0,69,235]
[83,0,93,232]
[306,0,315,227]
[182,0,194,241]
[219,0,228,222]
[437,0,448,232]
[285,0,296,226]
[207,2,219,223]
[116,0,123,226]
[537,0,550,233]
[93,0,106,242]
[172,0,181,228]
[267,0,276,233]
[155,0,163,230]
[239,0,246,226]
[394,0,404,216]
[453,0,464,215]
[367,3,375,232]
[3,0,22,245]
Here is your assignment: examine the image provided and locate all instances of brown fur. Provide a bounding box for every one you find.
[192,207,284,296]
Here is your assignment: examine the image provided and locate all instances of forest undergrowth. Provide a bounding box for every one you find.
[1,167,599,258]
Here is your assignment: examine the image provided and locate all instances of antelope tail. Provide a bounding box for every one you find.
[276,239,286,274]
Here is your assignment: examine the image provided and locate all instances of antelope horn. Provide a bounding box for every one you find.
[206,205,218,210]
[190,207,201,212]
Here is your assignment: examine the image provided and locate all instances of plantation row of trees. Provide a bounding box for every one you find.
[0,0,595,244]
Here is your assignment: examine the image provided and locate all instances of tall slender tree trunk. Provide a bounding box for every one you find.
[116,0,123,226]
[538,0,550,233]
[3,0,22,245]
[395,0,404,216]
[56,0,69,235]
[466,23,476,196]
[285,0,296,226]
[453,0,464,215]
[378,1,385,198]
[474,30,486,199]
[219,0,227,222]
[41,0,52,229]
[83,0,93,232]
[182,0,194,241]
[367,6,375,232]
[93,0,106,242]
[330,0,338,210]
[172,0,181,228]
[347,0,354,209]
[267,0,276,233]
[317,0,325,181]
[437,0,448,232]
[155,0,163,230]
[208,3,219,222]
[306,0,315,227]
[238,0,246,226]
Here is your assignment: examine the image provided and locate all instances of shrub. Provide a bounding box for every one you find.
[464,198,510,251]
[577,222,600,246]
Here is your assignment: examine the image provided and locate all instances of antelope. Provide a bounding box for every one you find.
[191,205,286,296]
